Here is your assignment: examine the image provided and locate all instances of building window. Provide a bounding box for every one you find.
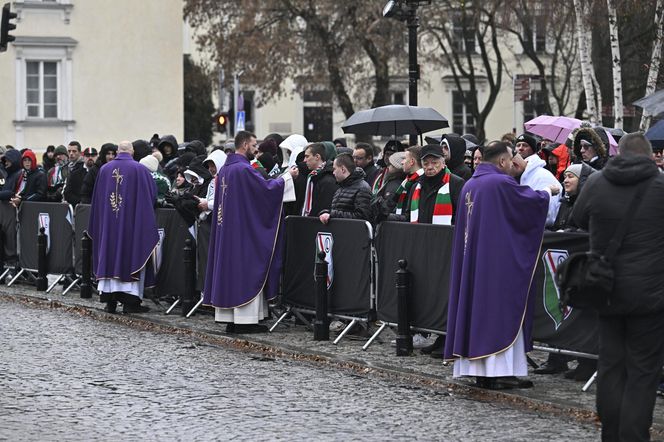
[523,90,548,123]
[523,15,547,53]
[392,91,405,105]
[26,61,59,119]
[452,90,476,135]
[451,12,476,54]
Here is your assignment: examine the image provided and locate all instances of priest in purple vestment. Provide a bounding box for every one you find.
[89,141,159,314]
[443,142,558,390]
[203,131,298,333]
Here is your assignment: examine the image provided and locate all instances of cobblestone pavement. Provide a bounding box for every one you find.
[0,297,602,441]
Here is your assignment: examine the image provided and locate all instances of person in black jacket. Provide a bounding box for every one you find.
[572,127,608,170]
[10,150,46,207]
[550,163,595,232]
[371,151,406,224]
[63,141,86,206]
[571,133,664,441]
[0,149,23,202]
[442,133,472,180]
[301,143,338,217]
[319,153,371,224]
[80,143,117,204]
[353,143,380,187]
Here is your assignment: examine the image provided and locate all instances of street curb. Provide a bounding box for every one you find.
[4,290,661,436]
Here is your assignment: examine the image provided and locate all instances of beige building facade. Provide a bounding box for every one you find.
[0,0,184,151]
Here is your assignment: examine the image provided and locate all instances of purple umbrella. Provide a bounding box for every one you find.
[524,115,582,144]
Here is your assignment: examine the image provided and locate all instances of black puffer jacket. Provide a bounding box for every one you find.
[572,154,664,315]
[550,163,596,231]
[325,168,372,221]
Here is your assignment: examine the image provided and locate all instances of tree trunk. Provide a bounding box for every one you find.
[607,0,623,129]
[640,0,664,131]
[573,0,599,123]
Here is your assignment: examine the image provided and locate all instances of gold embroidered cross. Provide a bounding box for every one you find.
[109,168,123,217]
[216,176,228,225]
[464,191,473,252]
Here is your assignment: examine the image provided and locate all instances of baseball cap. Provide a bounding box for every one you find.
[420,144,444,160]
[83,147,98,157]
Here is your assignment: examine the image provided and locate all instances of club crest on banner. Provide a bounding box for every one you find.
[38,212,50,254]
[542,249,572,329]
[316,232,333,289]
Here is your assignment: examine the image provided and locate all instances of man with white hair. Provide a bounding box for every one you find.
[89,141,159,314]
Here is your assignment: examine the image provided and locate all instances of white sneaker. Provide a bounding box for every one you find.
[329,320,345,332]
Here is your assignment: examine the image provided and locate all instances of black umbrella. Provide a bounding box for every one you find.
[424,134,478,149]
[341,105,449,137]
[646,119,664,148]
[633,89,664,117]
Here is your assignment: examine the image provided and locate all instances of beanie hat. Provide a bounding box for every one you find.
[258,138,278,156]
[389,151,406,169]
[140,154,159,173]
[152,150,163,163]
[516,133,539,153]
[54,145,68,156]
[564,164,583,178]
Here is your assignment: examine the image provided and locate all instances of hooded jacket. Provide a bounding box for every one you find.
[0,149,23,201]
[549,144,571,180]
[550,163,595,231]
[573,127,607,170]
[443,134,472,181]
[157,135,179,165]
[572,154,664,315]
[15,150,46,202]
[520,153,561,226]
[307,160,339,216]
[324,167,372,221]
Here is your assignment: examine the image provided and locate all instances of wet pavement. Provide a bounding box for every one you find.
[0,296,602,441]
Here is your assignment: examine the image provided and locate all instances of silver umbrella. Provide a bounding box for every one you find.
[633,89,664,117]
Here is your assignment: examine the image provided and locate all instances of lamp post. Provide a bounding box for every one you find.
[383,0,430,145]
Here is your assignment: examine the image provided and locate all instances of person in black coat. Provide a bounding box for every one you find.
[80,143,117,204]
[353,143,381,187]
[442,133,473,180]
[319,153,372,223]
[572,127,608,170]
[371,151,406,224]
[550,163,595,232]
[10,150,46,207]
[571,133,664,441]
[301,143,338,216]
[0,149,23,202]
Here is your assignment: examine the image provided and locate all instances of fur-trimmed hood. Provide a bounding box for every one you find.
[572,127,607,160]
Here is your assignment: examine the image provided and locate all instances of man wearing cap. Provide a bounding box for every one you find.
[45,145,69,202]
[396,144,464,225]
[301,143,338,217]
[63,141,86,207]
[82,147,98,171]
[513,133,561,226]
[444,142,558,390]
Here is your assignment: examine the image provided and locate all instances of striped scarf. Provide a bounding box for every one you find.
[250,159,265,172]
[302,164,325,216]
[394,168,424,215]
[371,168,388,195]
[15,171,27,194]
[409,168,453,225]
[48,165,65,186]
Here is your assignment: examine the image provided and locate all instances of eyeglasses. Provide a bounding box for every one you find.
[579,140,593,150]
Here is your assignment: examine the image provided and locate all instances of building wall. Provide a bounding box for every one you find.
[0,0,183,151]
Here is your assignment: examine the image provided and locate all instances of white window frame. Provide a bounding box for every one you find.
[25,60,60,119]
[14,0,73,24]
[451,90,477,135]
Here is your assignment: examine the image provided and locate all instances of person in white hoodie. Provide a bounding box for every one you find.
[514,133,561,226]
[197,148,228,219]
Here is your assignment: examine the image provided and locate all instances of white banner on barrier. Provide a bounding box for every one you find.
[38,212,50,254]
[316,232,333,290]
[154,228,165,274]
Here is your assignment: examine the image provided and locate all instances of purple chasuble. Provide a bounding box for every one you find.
[203,153,284,309]
[88,152,159,283]
[444,163,549,360]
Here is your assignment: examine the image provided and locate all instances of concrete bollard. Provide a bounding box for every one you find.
[36,227,47,291]
[80,231,92,298]
[313,251,329,341]
[395,259,412,356]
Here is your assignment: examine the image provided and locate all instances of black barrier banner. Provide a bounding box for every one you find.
[18,202,73,274]
[0,202,17,262]
[532,232,598,354]
[375,222,454,332]
[73,204,91,275]
[283,216,372,316]
[155,209,193,298]
[196,218,210,292]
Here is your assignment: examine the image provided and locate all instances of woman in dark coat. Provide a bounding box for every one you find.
[80,143,117,204]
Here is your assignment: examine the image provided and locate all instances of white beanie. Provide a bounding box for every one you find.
[140,154,159,173]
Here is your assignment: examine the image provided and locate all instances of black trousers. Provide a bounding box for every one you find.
[597,311,664,441]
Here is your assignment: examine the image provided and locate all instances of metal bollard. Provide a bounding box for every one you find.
[313,251,329,341]
[395,259,412,356]
[36,227,47,291]
[182,238,195,316]
[80,231,92,298]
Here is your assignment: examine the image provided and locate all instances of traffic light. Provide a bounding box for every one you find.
[1,3,17,53]
[215,112,229,133]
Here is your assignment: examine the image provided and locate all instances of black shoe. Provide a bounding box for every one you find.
[533,361,568,375]
[421,335,445,354]
[573,360,597,382]
[122,304,150,314]
[494,376,534,389]
[227,323,268,334]
[104,301,117,314]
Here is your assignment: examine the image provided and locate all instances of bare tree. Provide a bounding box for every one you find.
[607,0,624,128]
[573,0,602,123]
[640,0,664,130]
[422,1,504,142]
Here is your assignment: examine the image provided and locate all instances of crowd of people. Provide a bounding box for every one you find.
[2,120,663,440]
